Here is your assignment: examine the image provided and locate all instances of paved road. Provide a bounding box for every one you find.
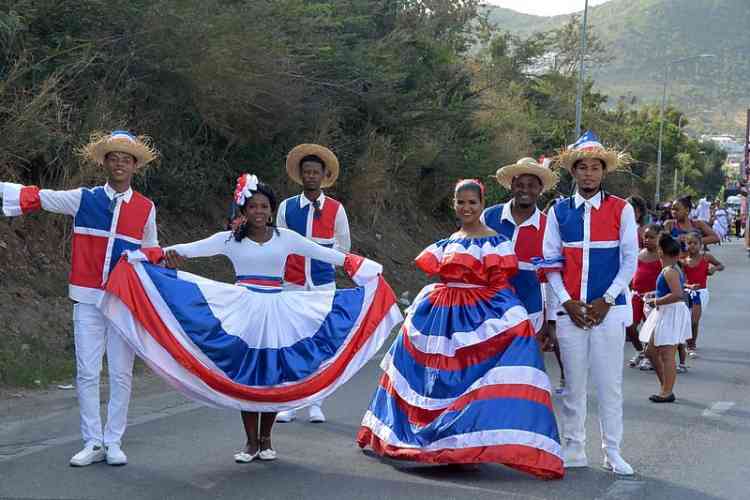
[1,242,748,500]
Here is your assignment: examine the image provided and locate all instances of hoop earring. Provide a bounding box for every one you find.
[267,216,273,224]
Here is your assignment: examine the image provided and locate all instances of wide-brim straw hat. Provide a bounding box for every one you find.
[555,131,629,172]
[495,157,558,192]
[285,144,340,188]
[79,130,158,169]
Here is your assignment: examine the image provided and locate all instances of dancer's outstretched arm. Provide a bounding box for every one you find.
[0,181,82,217]
[164,231,231,267]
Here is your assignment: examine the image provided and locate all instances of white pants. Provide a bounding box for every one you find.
[73,303,135,447]
[556,314,626,453]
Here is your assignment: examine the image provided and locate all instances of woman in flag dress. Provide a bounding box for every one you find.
[356,179,563,479]
[98,174,402,464]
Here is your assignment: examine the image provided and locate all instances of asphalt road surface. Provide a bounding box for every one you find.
[1,241,748,500]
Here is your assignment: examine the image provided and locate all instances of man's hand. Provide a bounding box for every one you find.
[588,298,610,325]
[562,300,592,329]
[164,250,186,269]
[536,322,558,352]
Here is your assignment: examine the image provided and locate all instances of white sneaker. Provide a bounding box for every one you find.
[308,405,326,423]
[562,441,588,468]
[638,359,653,371]
[105,444,128,466]
[259,448,277,461]
[603,450,634,476]
[276,410,296,423]
[70,443,106,467]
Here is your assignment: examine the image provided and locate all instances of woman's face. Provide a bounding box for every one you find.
[242,192,272,230]
[671,200,689,220]
[453,188,484,226]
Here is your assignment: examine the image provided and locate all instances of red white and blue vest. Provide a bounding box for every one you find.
[483,204,546,331]
[282,194,342,287]
[70,187,153,294]
[553,194,628,305]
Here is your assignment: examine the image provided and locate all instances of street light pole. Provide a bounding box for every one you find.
[655,54,715,206]
[574,0,589,139]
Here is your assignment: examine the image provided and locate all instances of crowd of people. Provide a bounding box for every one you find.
[0,129,731,480]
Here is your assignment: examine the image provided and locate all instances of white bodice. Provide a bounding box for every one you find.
[167,228,346,279]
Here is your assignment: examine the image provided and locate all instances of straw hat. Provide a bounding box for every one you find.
[79,130,158,168]
[285,144,340,188]
[495,157,558,193]
[555,131,628,172]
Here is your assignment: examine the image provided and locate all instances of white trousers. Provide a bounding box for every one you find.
[556,314,626,453]
[73,303,135,447]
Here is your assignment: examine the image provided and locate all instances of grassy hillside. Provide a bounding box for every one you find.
[484,0,750,134]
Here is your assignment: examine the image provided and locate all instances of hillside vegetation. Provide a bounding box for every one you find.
[485,0,750,134]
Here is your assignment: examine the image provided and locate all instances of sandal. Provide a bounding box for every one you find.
[649,393,675,403]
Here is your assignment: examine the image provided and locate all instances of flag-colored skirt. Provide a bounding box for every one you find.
[98,255,403,412]
[356,283,564,479]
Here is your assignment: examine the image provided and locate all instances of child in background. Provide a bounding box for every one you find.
[628,224,662,369]
[682,232,725,359]
[640,234,692,403]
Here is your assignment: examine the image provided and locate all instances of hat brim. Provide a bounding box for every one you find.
[83,135,158,169]
[556,148,627,173]
[286,144,340,188]
[495,164,558,193]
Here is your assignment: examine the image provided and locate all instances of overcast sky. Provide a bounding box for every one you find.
[485,0,611,17]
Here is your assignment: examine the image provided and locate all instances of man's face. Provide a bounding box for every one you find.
[300,161,325,191]
[511,174,543,208]
[103,152,137,186]
[572,157,605,192]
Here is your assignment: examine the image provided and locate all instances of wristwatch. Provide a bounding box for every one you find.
[603,293,616,306]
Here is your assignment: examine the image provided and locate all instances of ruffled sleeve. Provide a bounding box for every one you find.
[414,242,444,275]
[480,237,519,284]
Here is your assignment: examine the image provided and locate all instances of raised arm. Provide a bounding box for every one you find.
[166,231,230,259]
[695,220,719,245]
[1,182,82,217]
[705,253,725,273]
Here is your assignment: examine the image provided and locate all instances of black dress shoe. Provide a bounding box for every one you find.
[649,393,675,403]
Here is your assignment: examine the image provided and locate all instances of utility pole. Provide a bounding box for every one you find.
[574,0,589,139]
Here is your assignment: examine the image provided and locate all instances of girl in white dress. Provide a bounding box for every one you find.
[640,234,691,403]
[99,174,402,464]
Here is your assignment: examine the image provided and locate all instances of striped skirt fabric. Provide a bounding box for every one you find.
[357,283,563,479]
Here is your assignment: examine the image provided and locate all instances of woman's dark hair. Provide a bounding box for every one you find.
[643,223,663,235]
[658,233,681,257]
[229,181,279,242]
[454,179,484,201]
[627,195,647,224]
[675,195,692,211]
[299,154,326,172]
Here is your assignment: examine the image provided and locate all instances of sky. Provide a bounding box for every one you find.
[485,0,611,17]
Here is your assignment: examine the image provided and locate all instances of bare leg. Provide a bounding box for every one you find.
[688,304,702,349]
[645,342,663,386]
[240,411,260,454]
[677,343,687,364]
[259,412,277,451]
[658,345,678,396]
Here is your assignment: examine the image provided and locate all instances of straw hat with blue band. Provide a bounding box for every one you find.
[495,157,558,193]
[555,131,629,172]
[285,144,340,188]
[80,130,159,169]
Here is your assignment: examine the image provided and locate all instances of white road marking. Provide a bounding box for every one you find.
[702,401,736,418]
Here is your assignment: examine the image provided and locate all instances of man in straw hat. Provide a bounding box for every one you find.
[0,130,159,467]
[541,131,638,475]
[481,156,558,342]
[275,144,350,424]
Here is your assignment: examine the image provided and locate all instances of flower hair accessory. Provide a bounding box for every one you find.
[455,178,485,196]
[234,173,259,206]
